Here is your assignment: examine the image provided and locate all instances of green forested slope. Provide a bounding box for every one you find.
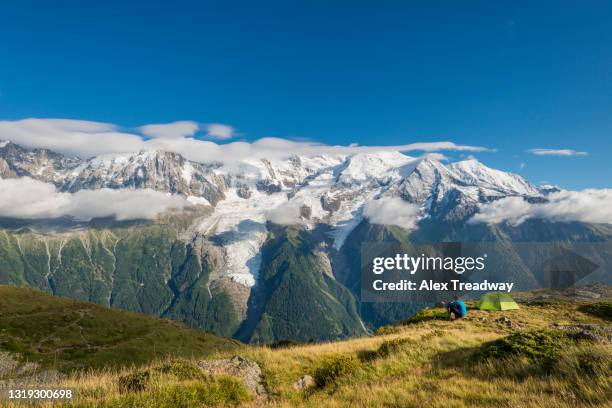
[244,226,366,344]
[0,223,240,339]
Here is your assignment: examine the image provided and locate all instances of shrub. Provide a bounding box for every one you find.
[376,338,411,358]
[471,329,612,382]
[579,302,612,321]
[472,329,575,375]
[118,370,150,394]
[313,354,359,388]
[156,359,205,380]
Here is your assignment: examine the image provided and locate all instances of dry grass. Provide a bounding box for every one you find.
[2,301,611,407]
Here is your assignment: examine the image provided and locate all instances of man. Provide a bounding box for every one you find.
[447,296,467,321]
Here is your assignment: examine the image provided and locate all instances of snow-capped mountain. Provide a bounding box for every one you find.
[0,140,544,289]
[391,158,542,220]
[2,140,610,344]
[0,141,227,205]
[62,150,227,205]
[0,140,540,220]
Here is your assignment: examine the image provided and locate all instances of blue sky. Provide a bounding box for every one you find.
[0,1,610,189]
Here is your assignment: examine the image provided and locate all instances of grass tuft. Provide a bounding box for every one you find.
[313,354,360,388]
[118,369,151,394]
[155,359,206,380]
[375,338,412,358]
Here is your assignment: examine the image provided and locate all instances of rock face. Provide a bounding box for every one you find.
[0,158,16,178]
[0,141,227,205]
[62,151,227,205]
[0,141,81,184]
[197,356,267,399]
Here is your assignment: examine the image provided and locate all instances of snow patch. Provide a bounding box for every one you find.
[182,162,194,184]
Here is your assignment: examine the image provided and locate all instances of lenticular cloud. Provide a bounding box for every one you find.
[0,118,493,164]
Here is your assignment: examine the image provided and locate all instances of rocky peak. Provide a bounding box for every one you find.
[63,150,226,204]
[0,140,82,184]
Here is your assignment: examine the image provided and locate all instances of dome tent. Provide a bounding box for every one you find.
[477,292,519,311]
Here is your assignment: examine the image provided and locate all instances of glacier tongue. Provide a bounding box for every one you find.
[198,189,288,287]
[198,152,421,285]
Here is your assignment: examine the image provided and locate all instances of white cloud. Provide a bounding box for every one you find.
[421,152,448,161]
[0,177,190,220]
[139,121,199,139]
[0,118,493,164]
[519,162,525,169]
[363,197,421,230]
[528,148,588,157]
[205,123,235,139]
[469,189,612,226]
[265,201,304,225]
[468,197,532,226]
[0,118,145,158]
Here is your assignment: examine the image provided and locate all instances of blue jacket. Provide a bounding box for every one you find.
[447,300,467,317]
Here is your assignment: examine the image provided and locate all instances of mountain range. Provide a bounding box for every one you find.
[0,140,610,343]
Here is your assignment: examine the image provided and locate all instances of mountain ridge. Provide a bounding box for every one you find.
[1,140,610,344]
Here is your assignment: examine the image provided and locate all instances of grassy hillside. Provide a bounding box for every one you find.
[1,286,610,407]
[0,218,241,338]
[0,286,241,371]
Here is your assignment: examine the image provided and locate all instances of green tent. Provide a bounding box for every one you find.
[477,292,519,311]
